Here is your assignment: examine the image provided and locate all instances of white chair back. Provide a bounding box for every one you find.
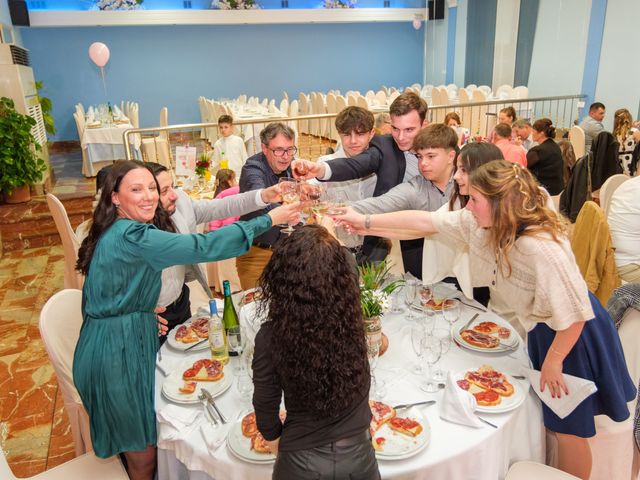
[458,88,470,104]
[569,125,586,159]
[129,102,139,128]
[336,95,348,113]
[600,174,630,217]
[46,194,84,290]
[39,289,92,455]
[281,90,288,101]
[159,106,169,142]
[478,85,492,96]
[75,103,85,118]
[326,93,338,141]
[375,90,387,106]
[356,95,369,110]
[389,90,400,103]
[513,86,529,99]
[279,98,289,116]
[506,461,579,479]
[347,93,357,107]
[365,90,375,104]
[288,99,299,117]
[496,84,514,99]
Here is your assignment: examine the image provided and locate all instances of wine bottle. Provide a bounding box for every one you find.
[208,300,229,364]
[222,281,240,355]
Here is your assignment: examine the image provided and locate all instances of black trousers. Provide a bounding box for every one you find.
[158,283,191,347]
[273,432,380,480]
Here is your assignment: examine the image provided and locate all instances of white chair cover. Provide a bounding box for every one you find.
[326,93,338,141]
[513,86,529,99]
[375,90,387,106]
[281,91,288,101]
[505,461,579,479]
[569,125,586,159]
[141,137,171,169]
[496,84,514,99]
[159,106,169,142]
[46,194,84,290]
[600,174,630,217]
[279,98,289,116]
[129,102,139,129]
[356,94,369,111]
[298,93,309,135]
[1,447,127,480]
[75,103,85,118]
[72,112,91,177]
[389,90,400,103]
[336,95,348,114]
[38,289,92,456]
[478,85,492,96]
[365,90,375,104]
[347,93,357,107]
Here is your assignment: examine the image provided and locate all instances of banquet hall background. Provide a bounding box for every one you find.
[0,0,638,477]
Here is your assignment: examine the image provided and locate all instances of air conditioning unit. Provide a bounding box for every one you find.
[0,41,50,192]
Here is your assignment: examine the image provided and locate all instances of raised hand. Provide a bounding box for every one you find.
[332,207,367,235]
[261,184,282,204]
[291,159,325,180]
[268,201,302,227]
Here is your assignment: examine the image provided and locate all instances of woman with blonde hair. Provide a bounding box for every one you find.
[612,108,640,175]
[335,160,635,479]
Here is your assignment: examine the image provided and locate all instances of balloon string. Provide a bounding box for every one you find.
[100,67,108,97]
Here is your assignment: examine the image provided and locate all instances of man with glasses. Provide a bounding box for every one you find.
[237,122,297,289]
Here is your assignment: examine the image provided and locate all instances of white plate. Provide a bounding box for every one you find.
[374,411,430,461]
[227,418,276,464]
[452,315,519,354]
[162,360,234,405]
[166,314,210,352]
[454,369,526,414]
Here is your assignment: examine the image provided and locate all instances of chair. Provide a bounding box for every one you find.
[513,86,529,99]
[505,461,579,479]
[1,446,127,480]
[128,102,139,128]
[587,307,640,480]
[569,125,586,160]
[375,90,387,106]
[38,289,92,456]
[159,106,169,142]
[46,194,84,290]
[600,174,630,217]
[356,94,369,111]
[72,112,92,177]
[279,98,289,116]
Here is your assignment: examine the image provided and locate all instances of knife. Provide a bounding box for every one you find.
[184,338,208,351]
[392,400,436,410]
[201,388,227,424]
[456,298,488,312]
[459,313,479,335]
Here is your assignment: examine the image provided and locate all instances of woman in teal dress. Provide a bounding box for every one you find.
[72,161,297,480]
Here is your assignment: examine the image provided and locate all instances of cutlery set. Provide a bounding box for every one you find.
[199,389,227,426]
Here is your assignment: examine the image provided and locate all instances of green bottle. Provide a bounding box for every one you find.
[222,280,240,355]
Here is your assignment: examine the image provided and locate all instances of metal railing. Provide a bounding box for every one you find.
[123,94,586,165]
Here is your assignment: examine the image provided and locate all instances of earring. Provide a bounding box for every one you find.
[114,202,120,208]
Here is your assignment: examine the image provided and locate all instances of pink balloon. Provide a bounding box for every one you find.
[412,18,422,30]
[89,42,110,68]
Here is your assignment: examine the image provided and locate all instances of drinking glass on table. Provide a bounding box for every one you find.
[367,341,385,400]
[227,326,244,373]
[236,373,254,416]
[410,324,426,375]
[404,279,420,322]
[278,177,300,234]
[431,328,451,382]
[441,298,461,339]
[420,336,442,393]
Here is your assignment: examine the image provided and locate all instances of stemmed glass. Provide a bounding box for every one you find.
[420,336,442,393]
[441,298,461,340]
[236,374,254,416]
[431,328,451,382]
[227,326,244,374]
[278,177,300,234]
[404,280,420,322]
[410,324,426,375]
[367,341,385,400]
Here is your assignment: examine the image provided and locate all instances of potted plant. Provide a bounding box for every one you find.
[0,97,47,203]
[195,152,212,182]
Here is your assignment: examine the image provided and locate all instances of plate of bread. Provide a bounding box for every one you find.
[162,358,233,404]
[452,315,518,354]
[369,400,430,460]
[166,315,210,352]
[454,365,525,413]
[227,411,285,464]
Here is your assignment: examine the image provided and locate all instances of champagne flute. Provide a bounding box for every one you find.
[227,326,243,373]
[367,341,385,400]
[431,328,451,382]
[420,336,442,393]
[236,374,254,416]
[279,177,300,234]
[404,279,419,322]
[441,298,461,340]
[410,324,426,375]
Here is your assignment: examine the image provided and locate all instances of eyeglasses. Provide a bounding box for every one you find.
[267,146,297,157]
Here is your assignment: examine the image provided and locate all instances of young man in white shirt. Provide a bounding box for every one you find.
[212,114,248,178]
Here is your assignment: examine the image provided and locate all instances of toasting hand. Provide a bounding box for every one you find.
[291,159,325,180]
[268,202,302,227]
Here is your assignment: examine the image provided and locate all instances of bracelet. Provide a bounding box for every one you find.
[364,214,371,230]
[549,345,567,357]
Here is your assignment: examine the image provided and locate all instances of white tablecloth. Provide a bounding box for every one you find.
[156,300,545,480]
[82,122,141,164]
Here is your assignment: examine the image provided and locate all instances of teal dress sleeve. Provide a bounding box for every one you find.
[121,214,272,271]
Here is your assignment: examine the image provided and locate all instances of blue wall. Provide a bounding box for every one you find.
[20,23,423,141]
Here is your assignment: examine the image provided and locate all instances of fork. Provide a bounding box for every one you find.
[198,392,218,426]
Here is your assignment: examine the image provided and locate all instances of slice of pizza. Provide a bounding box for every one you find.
[190,317,209,339]
[175,325,199,344]
[241,412,258,438]
[369,400,396,433]
[182,358,224,382]
[178,381,197,394]
[388,417,423,437]
[460,330,500,349]
[468,366,515,397]
[473,389,501,406]
[473,321,500,334]
[250,432,272,454]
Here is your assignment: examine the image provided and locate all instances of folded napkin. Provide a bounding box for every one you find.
[524,368,597,419]
[200,422,231,453]
[156,354,181,376]
[440,372,484,428]
[157,404,201,442]
[112,104,122,119]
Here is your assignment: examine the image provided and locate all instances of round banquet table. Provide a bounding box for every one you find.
[155,297,545,480]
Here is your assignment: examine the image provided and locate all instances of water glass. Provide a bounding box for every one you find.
[441,298,461,330]
[367,341,386,399]
[410,324,426,375]
[405,280,419,321]
[420,336,442,393]
[227,326,244,372]
[236,373,254,414]
[431,328,451,382]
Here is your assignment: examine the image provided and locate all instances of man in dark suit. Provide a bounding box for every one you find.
[293,92,429,277]
[237,122,296,289]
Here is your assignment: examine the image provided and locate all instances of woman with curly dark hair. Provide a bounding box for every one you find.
[253,224,379,480]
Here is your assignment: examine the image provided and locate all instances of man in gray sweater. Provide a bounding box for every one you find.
[579,102,606,151]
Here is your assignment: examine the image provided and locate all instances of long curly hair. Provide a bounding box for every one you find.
[449,142,504,209]
[76,161,175,275]
[613,108,633,142]
[469,160,568,275]
[257,225,369,417]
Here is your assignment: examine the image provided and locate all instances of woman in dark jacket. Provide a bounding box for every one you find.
[252,224,379,480]
[527,118,564,195]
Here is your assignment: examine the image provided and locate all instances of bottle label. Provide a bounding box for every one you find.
[210,329,225,349]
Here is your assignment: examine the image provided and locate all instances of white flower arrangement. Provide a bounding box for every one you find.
[94,0,143,10]
[211,0,261,9]
[323,0,357,8]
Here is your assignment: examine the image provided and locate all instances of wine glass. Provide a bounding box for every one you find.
[404,280,419,322]
[441,298,461,339]
[410,324,426,375]
[325,190,347,216]
[431,328,451,382]
[227,326,244,373]
[366,341,385,400]
[278,177,300,234]
[236,374,254,415]
[420,336,442,393]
